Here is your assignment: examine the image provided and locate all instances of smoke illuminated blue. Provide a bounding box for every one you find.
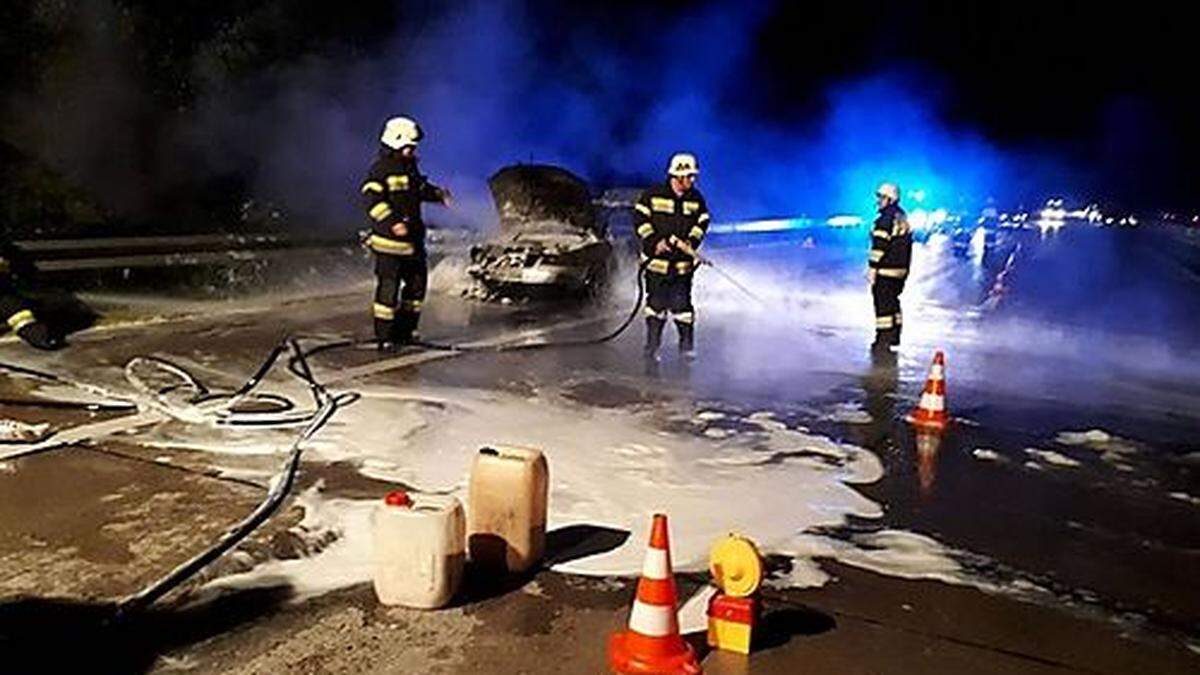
[350,2,1044,227]
[159,0,1084,229]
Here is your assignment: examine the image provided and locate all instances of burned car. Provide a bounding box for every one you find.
[467,164,614,299]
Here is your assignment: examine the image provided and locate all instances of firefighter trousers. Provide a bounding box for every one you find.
[872,276,905,347]
[373,254,427,343]
[644,272,694,353]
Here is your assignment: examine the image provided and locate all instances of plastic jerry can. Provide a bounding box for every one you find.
[467,445,549,574]
[372,491,466,609]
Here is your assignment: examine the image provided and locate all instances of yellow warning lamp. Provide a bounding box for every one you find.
[709,533,763,597]
[707,533,764,655]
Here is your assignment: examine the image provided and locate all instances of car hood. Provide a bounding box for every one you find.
[488,164,601,238]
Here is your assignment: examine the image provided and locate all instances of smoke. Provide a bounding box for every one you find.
[369,1,1055,222]
[3,0,1083,232]
[2,1,164,219]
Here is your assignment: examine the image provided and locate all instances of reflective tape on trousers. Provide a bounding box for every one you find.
[373,303,395,320]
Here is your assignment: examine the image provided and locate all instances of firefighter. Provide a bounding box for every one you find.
[1,234,62,350]
[360,116,451,350]
[868,182,912,352]
[634,153,711,361]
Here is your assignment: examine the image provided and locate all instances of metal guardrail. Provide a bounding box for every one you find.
[14,233,352,273]
[30,246,355,272]
[15,233,294,252]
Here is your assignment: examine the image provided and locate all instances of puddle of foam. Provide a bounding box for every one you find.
[823,402,873,425]
[1056,429,1114,446]
[758,528,1015,600]
[205,486,376,600]
[216,466,276,484]
[140,434,288,456]
[202,383,1054,610]
[972,448,1002,462]
[678,585,718,635]
[817,530,963,584]
[206,385,885,597]
[1054,429,1139,466]
[787,556,831,588]
[357,457,413,485]
[341,387,882,578]
[0,419,51,442]
[29,383,132,407]
[1024,448,1081,468]
[745,411,788,432]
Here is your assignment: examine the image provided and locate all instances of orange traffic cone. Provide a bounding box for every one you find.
[609,514,702,674]
[909,351,949,432]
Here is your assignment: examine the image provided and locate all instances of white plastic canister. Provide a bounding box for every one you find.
[467,445,549,574]
[371,491,466,609]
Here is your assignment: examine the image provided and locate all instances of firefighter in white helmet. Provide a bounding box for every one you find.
[633,153,711,361]
[359,116,452,350]
[868,182,912,352]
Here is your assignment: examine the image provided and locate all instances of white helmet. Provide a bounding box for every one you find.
[876,182,900,202]
[667,153,699,177]
[380,116,423,149]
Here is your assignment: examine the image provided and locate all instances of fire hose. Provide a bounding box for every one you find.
[0,336,357,619]
[668,235,766,306]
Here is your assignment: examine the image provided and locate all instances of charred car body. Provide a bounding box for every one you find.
[468,165,614,299]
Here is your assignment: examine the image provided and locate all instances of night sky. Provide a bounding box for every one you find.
[0,1,1194,233]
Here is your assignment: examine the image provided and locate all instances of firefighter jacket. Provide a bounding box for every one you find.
[869,203,912,279]
[634,182,711,276]
[360,151,445,257]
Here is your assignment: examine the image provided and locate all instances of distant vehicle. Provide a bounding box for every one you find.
[468,164,614,299]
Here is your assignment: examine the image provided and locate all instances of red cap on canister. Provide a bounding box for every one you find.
[384,490,412,507]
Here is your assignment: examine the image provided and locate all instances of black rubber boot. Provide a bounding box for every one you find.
[17,321,64,351]
[870,345,898,370]
[644,317,665,361]
[676,322,695,360]
[374,317,393,343]
[871,333,890,355]
[392,313,419,345]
